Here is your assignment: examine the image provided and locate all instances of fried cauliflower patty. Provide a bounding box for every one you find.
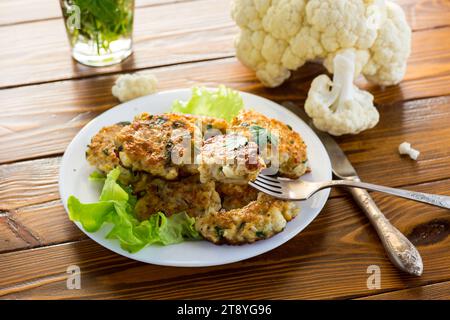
[197,133,266,184]
[194,115,228,136]
[114,113,230,180]
[231,110,308,179]
[86,122,129,173]
[114,113,200,180]
[196,193,299,244]
[133,174,221,220]
[85,111,306,246]
[216,183,258,210]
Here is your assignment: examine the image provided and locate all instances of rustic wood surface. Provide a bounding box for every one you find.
[0,0,449,300]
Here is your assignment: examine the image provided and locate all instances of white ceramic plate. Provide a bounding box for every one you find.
[59,88,332,267]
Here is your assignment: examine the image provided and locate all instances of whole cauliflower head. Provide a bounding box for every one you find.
[232,0,411,87]
[305,51,379,135]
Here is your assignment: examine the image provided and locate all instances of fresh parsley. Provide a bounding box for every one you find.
[62,0,134,54]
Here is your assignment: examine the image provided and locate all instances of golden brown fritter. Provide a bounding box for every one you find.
[85,111,306,246]
[86,122,129,173]
[114,113,230,180]
[196,193,299,244]
[197,133,266,184]
[193,115,228,136]
[231,109,308,179]
[134,174,221,220]
[115,113,202,180]
[216,183,259,210]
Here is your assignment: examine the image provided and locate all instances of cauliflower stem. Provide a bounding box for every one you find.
[305,50,379,136]
[327,51,355,112]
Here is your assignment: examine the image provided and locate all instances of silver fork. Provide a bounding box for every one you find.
[250,174,450,209]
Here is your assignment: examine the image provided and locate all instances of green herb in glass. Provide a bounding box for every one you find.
[60,0,135,67]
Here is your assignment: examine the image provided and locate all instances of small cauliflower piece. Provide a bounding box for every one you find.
[197,133,266,184]
[112,73,158,102]
[305,50,379,136]
[398,142,420,160]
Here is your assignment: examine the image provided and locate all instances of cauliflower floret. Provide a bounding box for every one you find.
[306,0,380,52]
[231,0,411,88]
[233,0,307,87]
[398,142,420,160]
[231,0,267,31]
[363,1,412,85]
[283,26,325,69]
[262,0,306,41]
[112,73,158,102]
[305,51,379,136]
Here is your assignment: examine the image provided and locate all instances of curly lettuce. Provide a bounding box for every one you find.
[171,85,243,122]
[68,168,200,253]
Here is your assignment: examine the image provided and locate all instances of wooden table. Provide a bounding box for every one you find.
[0,0,449,300]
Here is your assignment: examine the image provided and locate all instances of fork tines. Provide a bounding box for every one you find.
[249,174,283,196]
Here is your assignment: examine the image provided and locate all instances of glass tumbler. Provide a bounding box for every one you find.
[60,0,135,67]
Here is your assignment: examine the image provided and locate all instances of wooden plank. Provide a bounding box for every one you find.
[1,0,449,31]
[0,158,60,211]
[2,3,450,89]
[0,214,29,253]
[0,59,449,188]
[333,95,450,187]
[357,281,450,300]
[363,73,450,105]
[0,23,448,99]
[0,58,280,164]
[0,0,194,26]
[1,50,450,166]
[396,27,450,83]
[0,179,449,299]
[0,198,87,254]
[0,0,236,89]
[397,0,450,31]
[11,200,86,248]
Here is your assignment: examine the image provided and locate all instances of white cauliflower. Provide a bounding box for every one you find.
[305,51,379,135]
[231,0,411,87]
[398,142,420,160]
[112,73,158,102]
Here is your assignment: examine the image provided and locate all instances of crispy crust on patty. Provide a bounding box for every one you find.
[195,193,299,244]
[216,183,259,210]
[197,133,266,184]
[231,109,308,179]
[86,122,129,173]
[114,113,230,180]
[86,111,306,246]
[115,113,202,180]
[134,174,221,220]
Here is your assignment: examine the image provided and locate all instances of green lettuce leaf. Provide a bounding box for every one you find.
[67,196,114,233]
[171,86,243,122]
[88,171,106,182]
[68,168,201,253]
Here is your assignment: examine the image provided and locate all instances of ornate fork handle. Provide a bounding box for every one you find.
[349,187,423,276]
[319,180,450,210]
